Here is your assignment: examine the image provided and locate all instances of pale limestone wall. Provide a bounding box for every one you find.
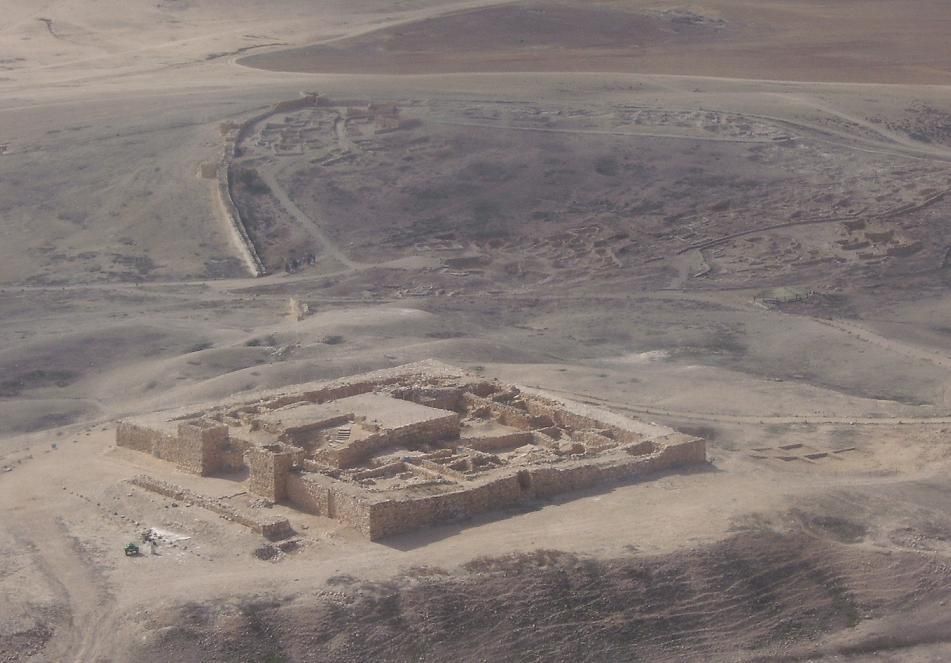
[176,423,229,476]
[271,95,317,114]
[364,474,526,540]
[366,491,463,540]
[220,437,252,473]
[651,434,707,466]
[359,434,705,540]
[152,431,184,465]
[264,380,376,411]
[117,419,240,476]
[285,471,375,536]
[462,393,536,429]
[246,446,298,501]
[116,421,168,454]
[214,93,315,278]
[215,158,266,277]
[518,388,664,439]
[328,486,373,537]
[461,431,534,452]
[318,413,460,469]
[528,464,603,498]
[274,413,351,437]
[464,475,525,513]
[394,386,464,412]
[285,471,331,516]
[524,398,607,433]
[623,440,657,457]
[129,475,291,539]
[149,360,463,423]
[285,471,381,540]
[416,458,466,482]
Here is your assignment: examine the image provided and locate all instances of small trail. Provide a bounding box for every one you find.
[773,93,951,162]
[10,515,119,663]
[428,119,776,144]
[678,184,951,256]
[533,386,951,428]
[814,317,951,370]
[256,168,363,271]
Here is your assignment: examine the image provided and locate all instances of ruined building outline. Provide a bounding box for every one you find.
[117,361,706,540]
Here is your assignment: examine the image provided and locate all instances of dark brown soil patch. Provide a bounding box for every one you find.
[132,530,951,662]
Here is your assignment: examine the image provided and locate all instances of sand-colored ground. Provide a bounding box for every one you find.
[4,1,951,660]
[242,0,951,84]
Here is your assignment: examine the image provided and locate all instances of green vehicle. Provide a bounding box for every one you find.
[124,543,140,557]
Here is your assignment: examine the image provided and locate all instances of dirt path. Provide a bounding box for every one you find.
[676,182,951,266]
[256,168,364,271]
[814,318,951,370]
[534,386,951,427]
[429,118,775,144]
[333,115,354,150]
[10,515,118,663]
[775,93,951,161]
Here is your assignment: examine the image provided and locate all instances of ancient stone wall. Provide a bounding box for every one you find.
[175,423,229,475]
[317,413,460,469]
[280,470,378,537]
[246,445,299,501]
[220,436,252,473]
[524,397,610,433]
[285,471,332,516]
[215,156,266,277]
[117,419,251,476]
[328,486,373,537]
[212,93,318,278]
[461,431,534,452]
[355,434,704,540]
[271,95,318,114]
[274,414,351,441]
[364,474,526,540]
[527,464,603,498]
[129,475,291,539]
[394,386,465,412]
[116,421,170,454]
[115,362,706,541]
[264,380,377,410]
[462,393,536,429]
[650,434,707,466]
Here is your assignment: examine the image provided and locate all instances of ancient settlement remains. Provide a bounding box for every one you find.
[117,361,705,540]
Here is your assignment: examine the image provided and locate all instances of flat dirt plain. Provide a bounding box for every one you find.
[4,0,951,661]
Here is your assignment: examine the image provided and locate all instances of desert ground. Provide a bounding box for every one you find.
[3,1,951,661]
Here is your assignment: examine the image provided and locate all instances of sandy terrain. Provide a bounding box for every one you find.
[242,0,951,84]
[3,0,951,661]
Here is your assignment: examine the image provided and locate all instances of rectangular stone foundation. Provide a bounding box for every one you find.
[129,475,292,539]
[115,360,706,541]
[285,433,705,540]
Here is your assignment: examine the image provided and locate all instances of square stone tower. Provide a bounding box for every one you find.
[245,444,299,501]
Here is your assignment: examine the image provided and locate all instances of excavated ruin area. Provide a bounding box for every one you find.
[229,95,951,292]
[116,361,705,540]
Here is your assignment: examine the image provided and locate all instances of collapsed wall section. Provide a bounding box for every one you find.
[129,475,292,539]
[315,411,461,469]
[283,432,705,541]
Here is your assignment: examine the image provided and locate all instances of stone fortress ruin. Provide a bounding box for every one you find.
[117,361,705,540]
